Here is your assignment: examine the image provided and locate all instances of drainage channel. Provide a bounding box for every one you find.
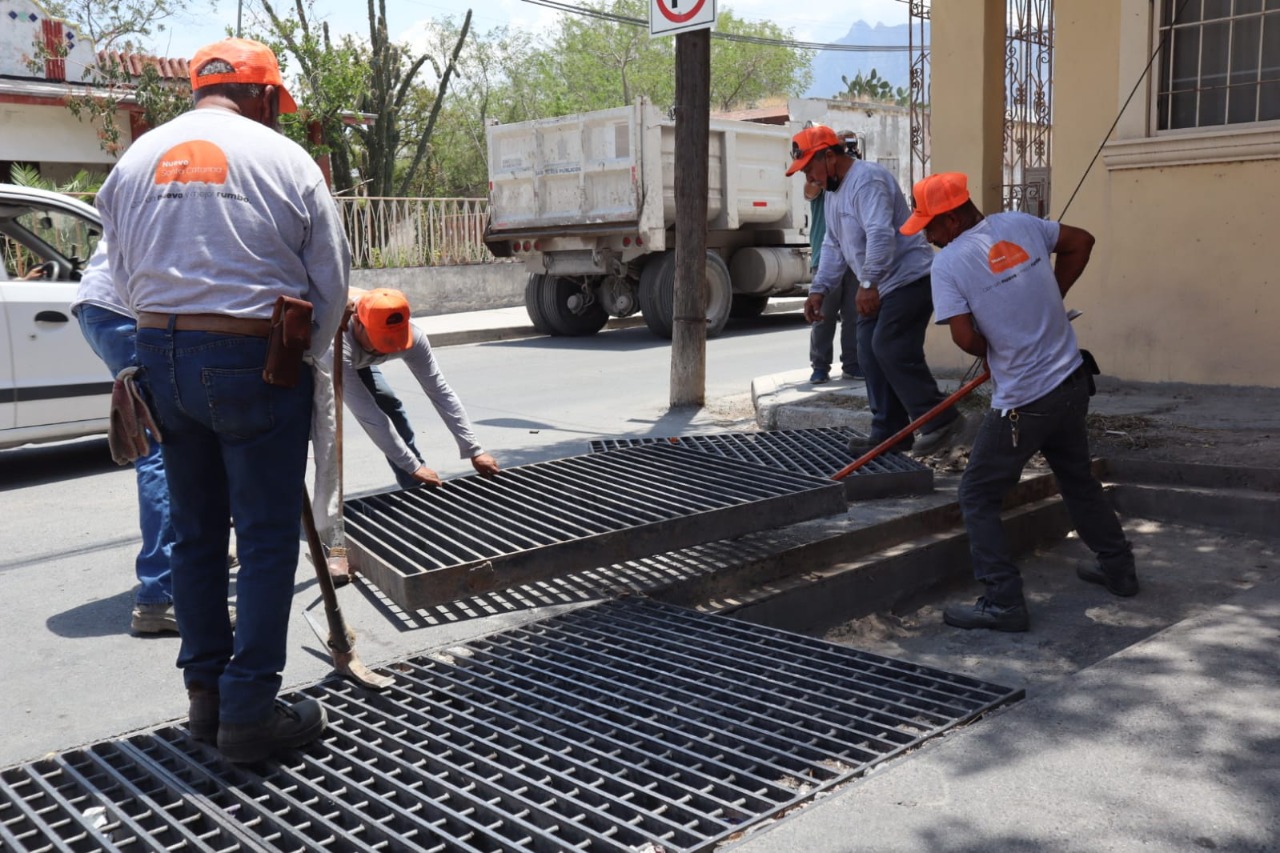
[589,427,933,500]
[344,443,847,612]
[0,598,1022,853]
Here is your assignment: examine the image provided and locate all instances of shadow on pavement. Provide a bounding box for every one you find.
[0,437,118,490]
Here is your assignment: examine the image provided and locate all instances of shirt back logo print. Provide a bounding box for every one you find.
[153,141,230,185]
[988,241,1030,273]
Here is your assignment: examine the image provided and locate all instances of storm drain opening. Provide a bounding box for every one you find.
[589,427,933,500]
[0,598,1022,852]
[344,443,847,612]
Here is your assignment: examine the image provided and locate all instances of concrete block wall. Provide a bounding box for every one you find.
[350,262,528,317]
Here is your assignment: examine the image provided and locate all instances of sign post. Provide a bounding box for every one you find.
[652,0,715,408]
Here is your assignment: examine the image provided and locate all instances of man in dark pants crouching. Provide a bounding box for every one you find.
[900,172,1138,632]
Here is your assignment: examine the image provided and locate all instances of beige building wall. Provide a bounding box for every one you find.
[925,0,1280,387]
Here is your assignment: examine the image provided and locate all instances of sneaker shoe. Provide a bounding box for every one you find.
[1077,561,1140,597]
[131,602,178,635]
[217,698,328,764]
[943,596,1030,632]
[809,367,831,384]
[840,367,865,381]
[913,411,969,456]
[187,687,220,744]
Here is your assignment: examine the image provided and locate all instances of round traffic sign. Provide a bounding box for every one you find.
[656,0,708,24]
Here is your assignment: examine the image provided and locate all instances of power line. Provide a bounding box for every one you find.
[520,0,913,52]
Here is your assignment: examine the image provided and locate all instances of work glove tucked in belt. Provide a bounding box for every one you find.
[108,366,164,465]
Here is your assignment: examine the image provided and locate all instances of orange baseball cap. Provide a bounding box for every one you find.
[785,126,841,176]
[190,38,298,114]
[357,289,414,354]
[900,172,971,235]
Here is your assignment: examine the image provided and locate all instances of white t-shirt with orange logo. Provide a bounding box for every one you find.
[931,212,1082,410]
[96,107,350,354]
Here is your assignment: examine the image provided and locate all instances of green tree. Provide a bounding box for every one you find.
[255,0,366,193]
[524,0,811,114]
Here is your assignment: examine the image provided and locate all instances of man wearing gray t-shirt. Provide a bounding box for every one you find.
[786,126,960,455]
[902,172,1137,633]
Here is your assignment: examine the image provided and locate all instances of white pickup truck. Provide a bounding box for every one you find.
[486,100,812,338]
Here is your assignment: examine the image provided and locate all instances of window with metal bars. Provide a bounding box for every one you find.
[1157,0,1280,129]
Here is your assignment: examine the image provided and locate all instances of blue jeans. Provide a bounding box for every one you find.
[856,275,955,444]
[959,364,1133,605]
[358,364,422,489]
[76,305,174,606]
[809,270,859,374]
[136,326,313,725]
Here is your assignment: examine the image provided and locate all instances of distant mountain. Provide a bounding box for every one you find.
[805,20,927,101]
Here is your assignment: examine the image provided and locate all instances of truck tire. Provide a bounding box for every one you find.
[729,294,769,319]
[524,274,555,334]
[638,250,733,339]
[538,274,608,336]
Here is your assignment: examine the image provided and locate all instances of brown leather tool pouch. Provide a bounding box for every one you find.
[262,296,313,387]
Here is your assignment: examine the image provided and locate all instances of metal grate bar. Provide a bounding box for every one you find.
[588,428,934,500]
[345,444,848,611]
[2,599,1020,853]
[309,681,708,850]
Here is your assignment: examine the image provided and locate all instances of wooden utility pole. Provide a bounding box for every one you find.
[670,28,711,408]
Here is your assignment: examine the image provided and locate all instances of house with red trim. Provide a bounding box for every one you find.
[0,0,188,182]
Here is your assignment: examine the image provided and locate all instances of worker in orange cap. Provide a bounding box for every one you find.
[902,172,1137,633]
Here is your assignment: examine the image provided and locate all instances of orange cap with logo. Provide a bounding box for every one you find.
[357,289,414,354]
[785,125,841,176]
[190,38,298,114]
[900,172,971,235]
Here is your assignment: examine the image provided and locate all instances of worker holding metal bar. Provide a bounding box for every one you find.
[786,125,964,456]
[901,172,1138,633]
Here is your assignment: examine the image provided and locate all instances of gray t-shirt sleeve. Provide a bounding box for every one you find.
[400,328,483,459]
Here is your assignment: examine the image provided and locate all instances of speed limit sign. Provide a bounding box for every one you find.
[650,0,717,37]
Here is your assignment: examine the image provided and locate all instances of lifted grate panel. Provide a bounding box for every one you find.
[0,598,1021,853]
[589,427,933,500]
[344,443,847,611]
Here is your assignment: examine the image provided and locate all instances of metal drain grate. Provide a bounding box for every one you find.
[0,598,1022,852]
[344,443,847,611]
[589,428,933,500]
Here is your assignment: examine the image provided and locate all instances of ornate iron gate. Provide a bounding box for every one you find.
[908,0,1055,215]
[1005,0,1055,215]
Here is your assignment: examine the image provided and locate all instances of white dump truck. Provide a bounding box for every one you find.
[485,100,812,338]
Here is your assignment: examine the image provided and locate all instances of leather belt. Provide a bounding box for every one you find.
[137,312,272,338]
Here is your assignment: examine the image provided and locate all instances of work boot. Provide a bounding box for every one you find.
[1077,560,1140,597]
[943,596,1030,632]
[847,433,912,455]
[187,686,220,744]
[217,698,328,764]
[131,602,178,635]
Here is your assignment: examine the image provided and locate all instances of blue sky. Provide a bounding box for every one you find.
[152,0,909,63]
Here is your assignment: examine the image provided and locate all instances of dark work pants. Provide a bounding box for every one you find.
[958,365,1134,606]
[809,269,859,374]
[358,364,423,489]
[856,275,955,444]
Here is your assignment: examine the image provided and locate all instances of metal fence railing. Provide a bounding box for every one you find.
[333,196,498,269]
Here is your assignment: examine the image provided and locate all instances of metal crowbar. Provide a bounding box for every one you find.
[301,490,394,691]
